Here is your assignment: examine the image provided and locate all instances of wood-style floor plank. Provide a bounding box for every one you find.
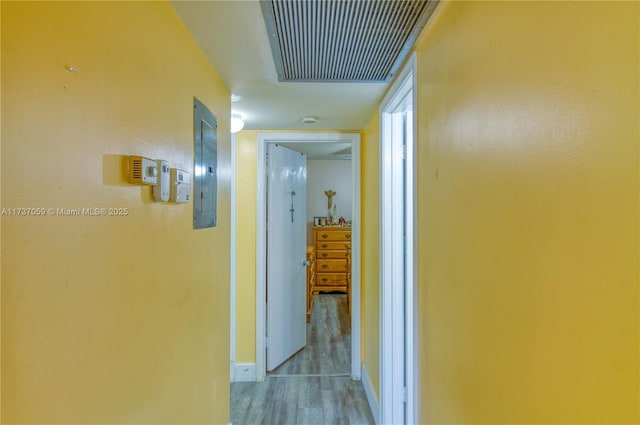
[230,376,374,425]
[230,294,374,425]
[271,294,351,376]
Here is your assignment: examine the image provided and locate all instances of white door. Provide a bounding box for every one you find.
[266,144,307,371]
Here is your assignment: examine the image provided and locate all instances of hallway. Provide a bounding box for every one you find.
[231,295,374,425]
[3,2,638,423]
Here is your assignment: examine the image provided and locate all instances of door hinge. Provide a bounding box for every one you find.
[265,337,269,348]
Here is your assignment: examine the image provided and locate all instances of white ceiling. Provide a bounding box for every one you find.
[171,0,389,131]
[279,142,352,160]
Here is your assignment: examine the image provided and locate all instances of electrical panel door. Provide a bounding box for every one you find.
[193,97,217,229]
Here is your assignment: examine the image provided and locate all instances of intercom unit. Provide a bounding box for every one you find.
[128,156,158,185]
[153,160,170,202]
[170,168,190,203]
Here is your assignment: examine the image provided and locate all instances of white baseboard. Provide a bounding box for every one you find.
[361,363,380,425]
[234,363,257,382]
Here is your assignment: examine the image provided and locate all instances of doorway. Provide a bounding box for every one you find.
[256,132,362,381]
[380,53,417,424]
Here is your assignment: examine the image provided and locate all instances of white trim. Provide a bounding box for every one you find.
[379,53,418,425]
[233,363,257,382]
[350,137,362,380]
[408,56,420,423]
[256,132,362,381]
[361,363,380,425]
[256,138,267,381]
[408,55,420,425]
[230,133,237,383]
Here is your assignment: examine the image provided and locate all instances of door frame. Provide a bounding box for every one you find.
[256,132,362,381]
[230,133,237,382]
[380,53,418,424]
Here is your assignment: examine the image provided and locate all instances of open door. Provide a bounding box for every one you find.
[266,144,307,371]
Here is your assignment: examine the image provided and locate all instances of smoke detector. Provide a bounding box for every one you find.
[302,116,317,124]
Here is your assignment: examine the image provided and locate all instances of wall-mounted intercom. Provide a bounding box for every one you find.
[153,160,170,202]
[170,168,190,203]
[128,156,158,185]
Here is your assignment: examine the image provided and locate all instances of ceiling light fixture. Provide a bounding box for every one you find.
[231,114,245,133]
[302,116,317,124]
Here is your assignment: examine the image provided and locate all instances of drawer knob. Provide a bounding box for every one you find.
[322,264,328,269]
[322,234,328,239]
[322,253,328,257]
[345,234,351,239]
[322,278,328,282]
[322,244,328,248]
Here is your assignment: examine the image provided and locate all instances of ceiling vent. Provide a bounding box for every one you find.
[260,0,438,83]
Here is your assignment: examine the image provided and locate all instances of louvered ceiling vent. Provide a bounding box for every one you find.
[261,0,438,83]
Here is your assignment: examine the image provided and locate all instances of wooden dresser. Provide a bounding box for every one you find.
[306,246,315,322]
[313,226,351,299]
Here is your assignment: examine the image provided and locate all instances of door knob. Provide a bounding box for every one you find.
[303,260,311,266]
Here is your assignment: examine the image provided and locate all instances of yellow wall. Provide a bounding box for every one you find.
[414,1,639,423]
[361,114,380,398]
[0,1,3,420]
[1,2,231,423]
[235,131,258,362]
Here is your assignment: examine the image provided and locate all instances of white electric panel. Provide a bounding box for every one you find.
[170,168,190,203]
[193,98,217,228]
[153,160,170,202]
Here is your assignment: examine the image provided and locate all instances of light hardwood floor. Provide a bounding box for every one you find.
[230,294,375,425]
[271,293,351,375]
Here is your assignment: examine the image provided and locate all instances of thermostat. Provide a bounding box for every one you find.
[170,168,190,203]
[128,156,157,185]
[153,160,170,202]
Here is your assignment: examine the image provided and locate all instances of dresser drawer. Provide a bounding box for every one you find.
[315,231,351,241]
[317,259,348,272]
[312,226,350,296]
[316,273,348,286]
[316,241,351,250]
[316,250,349,259]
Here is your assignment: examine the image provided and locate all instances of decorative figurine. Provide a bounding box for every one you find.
[324,190,336,209]
[325,190,336,224]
